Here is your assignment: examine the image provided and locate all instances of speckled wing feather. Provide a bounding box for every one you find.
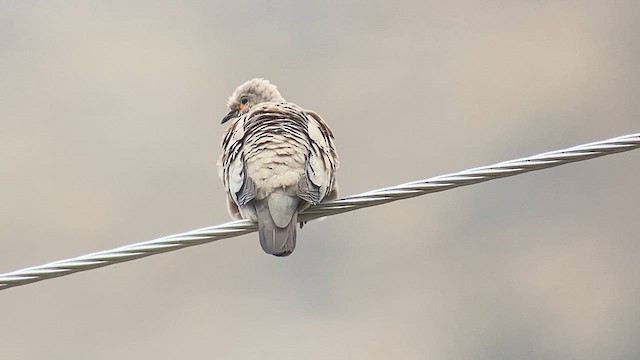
[297,109,339,205]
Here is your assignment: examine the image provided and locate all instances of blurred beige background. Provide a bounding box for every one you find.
[1,1,639,359]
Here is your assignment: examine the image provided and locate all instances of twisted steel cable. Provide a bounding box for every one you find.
[1,133,638,291]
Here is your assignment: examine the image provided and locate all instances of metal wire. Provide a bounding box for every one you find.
[1,133,638,291]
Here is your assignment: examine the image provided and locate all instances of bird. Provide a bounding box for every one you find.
[217,78,339,257]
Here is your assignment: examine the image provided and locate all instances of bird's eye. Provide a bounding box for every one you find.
[240,96,249,105]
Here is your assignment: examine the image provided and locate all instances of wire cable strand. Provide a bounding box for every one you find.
[1,133,638,291]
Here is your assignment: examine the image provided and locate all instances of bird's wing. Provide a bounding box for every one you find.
[220,116,256,208]
[297,109,339,205]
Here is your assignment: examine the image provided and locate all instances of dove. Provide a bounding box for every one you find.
[218,78,339,256]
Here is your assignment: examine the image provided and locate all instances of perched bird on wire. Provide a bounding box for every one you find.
[218,78,339,257]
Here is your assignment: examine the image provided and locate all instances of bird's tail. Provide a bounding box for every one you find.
[255,194,298,257]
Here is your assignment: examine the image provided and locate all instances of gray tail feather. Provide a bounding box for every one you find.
[256,203,297,257]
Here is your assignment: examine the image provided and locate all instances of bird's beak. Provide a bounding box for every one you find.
[221,109,239,124]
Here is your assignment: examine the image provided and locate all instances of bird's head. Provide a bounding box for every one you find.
[221,78,285,124]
